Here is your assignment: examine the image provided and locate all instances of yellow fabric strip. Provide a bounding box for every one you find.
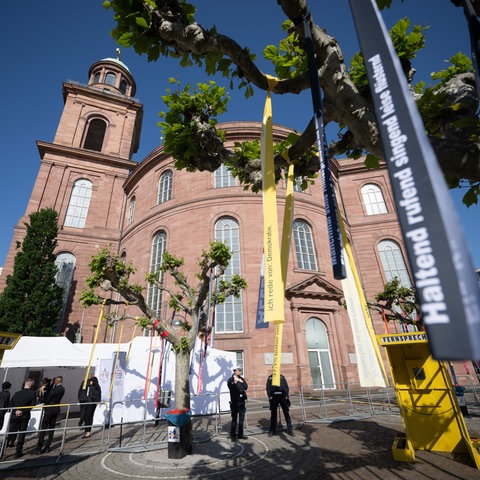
[261,75,287,386]
[83,299,106,389]
[281,162,294,286]
[262,77,284,324]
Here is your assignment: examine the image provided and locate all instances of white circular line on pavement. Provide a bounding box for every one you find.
[100,436,270,479]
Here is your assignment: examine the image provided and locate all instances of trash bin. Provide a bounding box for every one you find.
[454,385,469,415]
[165,408,193,459]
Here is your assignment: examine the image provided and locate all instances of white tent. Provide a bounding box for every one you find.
[1,336,87,368]
[0,336,236,426]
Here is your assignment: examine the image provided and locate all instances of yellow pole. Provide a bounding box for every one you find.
[83,299,106,389]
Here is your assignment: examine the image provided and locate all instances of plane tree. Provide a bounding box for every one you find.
[81,242,246,410]
[103,0,480,203]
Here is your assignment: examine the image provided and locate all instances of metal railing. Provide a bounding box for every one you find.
[0,379,478,463]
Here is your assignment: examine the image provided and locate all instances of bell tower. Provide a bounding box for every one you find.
[0,53,144,337]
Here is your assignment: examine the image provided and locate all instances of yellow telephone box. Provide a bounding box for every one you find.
[378,332,480,468]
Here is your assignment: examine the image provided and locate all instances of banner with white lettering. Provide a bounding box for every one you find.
[349,0,480,359]
[302,13,346,280]
[455,0,480,100]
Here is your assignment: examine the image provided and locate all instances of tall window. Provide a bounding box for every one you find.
[147,231,167,317]
[293,220,318,270]
[306,318,335,389]
[128,196,136,225]
[83,118,107,152]
[214,217,243,333]
[119,79,128,94]
[158,170,173,204]
[377,240,411,287]
[105,72,116,86]
[361,184,387,215]
[54,252,76,328]
[214,164,236,188]
[64,179,92,228]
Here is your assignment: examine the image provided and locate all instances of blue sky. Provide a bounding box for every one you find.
[0,1,478,268]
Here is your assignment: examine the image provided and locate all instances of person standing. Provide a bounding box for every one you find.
[0,381,12,431]
[36,377,51,405]
[8,379,36,458]
[36,376,65,453]
[266,372,294,437]
[227,367,248,441]
[78,376,101,438]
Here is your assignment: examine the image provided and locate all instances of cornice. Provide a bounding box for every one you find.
[36,141,138,171]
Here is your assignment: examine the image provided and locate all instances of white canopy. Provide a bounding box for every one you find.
[1,336,88,368]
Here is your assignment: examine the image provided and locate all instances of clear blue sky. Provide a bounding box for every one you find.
[0,1,478,268]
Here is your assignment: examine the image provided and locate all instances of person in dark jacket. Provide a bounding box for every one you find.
[78,376,101,438]
[8,379,36,458]
[0,381,11,431]
[266,372,294,436]
[227,367,248,441]
[35,376,65,453]
[36,377,51,405]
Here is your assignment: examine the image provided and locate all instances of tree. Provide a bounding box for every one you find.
[368,277,422,330]
[103,0,480,204]
[0,208,64,336]
[81,242,246,409]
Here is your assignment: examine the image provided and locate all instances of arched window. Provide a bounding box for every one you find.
[361,184,387,215]
[306,318,335,389]
[93,72,101,84]
[105,72,116,86]
[83,118,107,152]
[214,217,243,333]
[119,79,128,94]
[64,179,92,228]
[158,170,173,204]
[293,220,318,270]
[377,240,411,287]
[55,252,76,329]
[214,164,236,188]
[128,196,136,225]
[147,231,167,318]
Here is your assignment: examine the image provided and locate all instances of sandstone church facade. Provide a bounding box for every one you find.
[0,57,412,393]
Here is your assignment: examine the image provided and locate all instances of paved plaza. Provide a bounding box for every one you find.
[0,411,480,480]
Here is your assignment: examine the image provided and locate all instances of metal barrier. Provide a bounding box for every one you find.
[299,383,397,423]
[0,379,475,463]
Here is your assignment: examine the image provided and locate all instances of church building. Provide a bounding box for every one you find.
[0,56,414,393]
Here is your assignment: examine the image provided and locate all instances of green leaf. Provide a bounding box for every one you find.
[135,17,149,29]
[365,154,381,169]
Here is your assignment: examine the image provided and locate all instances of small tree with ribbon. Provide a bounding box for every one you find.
[81,241,246,410]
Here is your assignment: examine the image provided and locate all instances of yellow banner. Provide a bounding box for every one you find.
[262,77,284,324]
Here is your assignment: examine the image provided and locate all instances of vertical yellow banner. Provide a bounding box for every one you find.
[262,80,284,325]
[261,77,285,386]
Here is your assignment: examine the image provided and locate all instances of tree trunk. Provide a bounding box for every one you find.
[175,348,192,410]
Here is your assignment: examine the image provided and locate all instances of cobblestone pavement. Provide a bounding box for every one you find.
[1,412,480,480]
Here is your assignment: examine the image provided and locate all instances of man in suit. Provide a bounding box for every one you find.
[227,367,248,441]
[35,376,65,454]
[8,379,36,458]
[266,372,294,437]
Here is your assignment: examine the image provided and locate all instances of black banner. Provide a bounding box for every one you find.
[303,14,346,280]
[349,0,480,359]
[454,0,480,100]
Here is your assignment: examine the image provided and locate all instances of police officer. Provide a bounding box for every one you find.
[227,367,248,441]
[266,372,294,436]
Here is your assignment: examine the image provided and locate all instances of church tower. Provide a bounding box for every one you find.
[0,54,143,340]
